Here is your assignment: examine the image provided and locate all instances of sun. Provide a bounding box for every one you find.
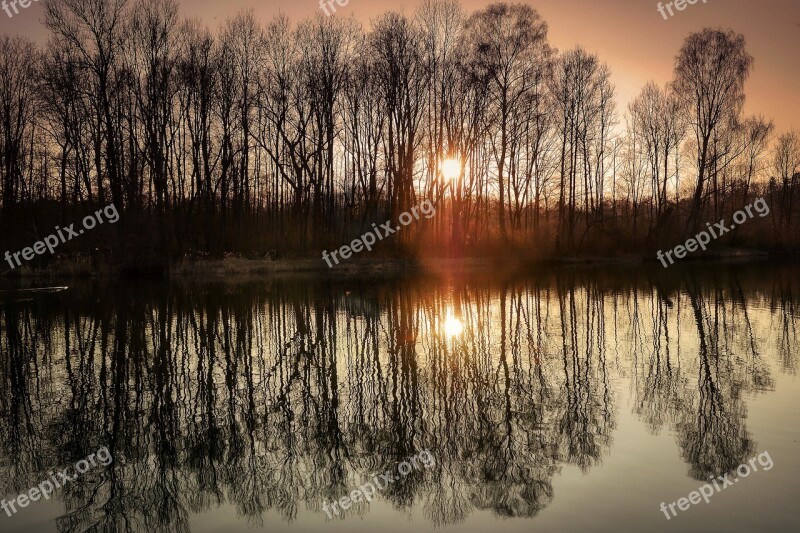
[441,158,461,182]
[443,312,464,338]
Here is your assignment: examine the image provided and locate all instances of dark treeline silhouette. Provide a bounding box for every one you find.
[0,0,798,269]
[0,264,796,531]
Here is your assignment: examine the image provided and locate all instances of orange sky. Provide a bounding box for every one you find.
[3,0,799,132]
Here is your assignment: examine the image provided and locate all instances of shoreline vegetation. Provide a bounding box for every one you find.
[0,250,784,281]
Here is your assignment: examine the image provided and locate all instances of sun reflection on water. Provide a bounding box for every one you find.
[443,311,464,338]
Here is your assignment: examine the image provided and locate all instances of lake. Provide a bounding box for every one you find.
[0,263,798,532]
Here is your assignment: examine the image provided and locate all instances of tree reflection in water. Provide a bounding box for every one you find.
[0,265,796,532]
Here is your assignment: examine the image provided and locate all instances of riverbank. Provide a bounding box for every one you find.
[0,248,783,281]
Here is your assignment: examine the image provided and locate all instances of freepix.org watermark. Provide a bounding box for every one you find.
[1,0,38,19]
[322,450,435,518]
[322,200,436,268]
[3,203,120,271]
[2,446,113,518]
[659,451,773,519]
[319,0,349,17]
[657,0,709,21]
[657,198,769,268]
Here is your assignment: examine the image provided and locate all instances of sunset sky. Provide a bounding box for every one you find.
[3,0,799,132]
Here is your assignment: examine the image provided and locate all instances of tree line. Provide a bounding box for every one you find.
[0,0,798,266]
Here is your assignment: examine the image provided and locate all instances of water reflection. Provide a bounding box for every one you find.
[442,311,464,338]
[0,265,797,532]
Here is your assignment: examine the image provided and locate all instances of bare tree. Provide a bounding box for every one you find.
[296,14,359,222]
[630,82,683,229]
[464,3,551,240]
[673,28,753,236]
[550,47,609,250]
[773,131,800,226]
[43,0,131,208]
[370,12,428,223]
[0,36,39,214]
[129,0,180,212]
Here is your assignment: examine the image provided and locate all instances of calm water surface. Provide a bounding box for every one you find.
[1,264,798,533]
